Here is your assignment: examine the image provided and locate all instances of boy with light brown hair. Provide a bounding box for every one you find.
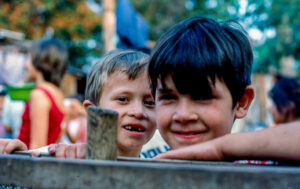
[0,49,157,158]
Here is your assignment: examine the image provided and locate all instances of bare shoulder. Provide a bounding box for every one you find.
[30,88,48,100]
[35,84,65,111]
[29,88,51,108]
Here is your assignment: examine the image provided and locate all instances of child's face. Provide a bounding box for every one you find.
[155,75,239,149]
[269,102,287,124]
[98,71,156,155]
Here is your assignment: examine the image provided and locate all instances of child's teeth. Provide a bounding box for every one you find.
[124,126,144,132]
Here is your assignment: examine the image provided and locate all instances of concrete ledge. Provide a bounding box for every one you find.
[1,155,300,189]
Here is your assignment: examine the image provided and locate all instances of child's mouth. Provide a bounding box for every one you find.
[123,126,145,133]
[174,132,203,140]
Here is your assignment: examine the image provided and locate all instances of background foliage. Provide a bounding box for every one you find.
[132,0,300,75]
[0,0,102,70]
[0,0,299,75]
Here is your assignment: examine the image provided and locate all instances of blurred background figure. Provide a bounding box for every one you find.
[0,86,5,138]
[60,94,87,144]
[268,77,300,126]
[2,95,25,139]
[18,38,68,149]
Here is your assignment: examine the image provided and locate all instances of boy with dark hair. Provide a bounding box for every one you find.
[153,17,300,162]
[148,17,254,150]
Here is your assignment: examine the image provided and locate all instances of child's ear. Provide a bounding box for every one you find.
[83,100,95,111]
[234,86,255,119]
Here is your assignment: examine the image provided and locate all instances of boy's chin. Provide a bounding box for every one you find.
[168,139,204,150]
[118,137,146,149]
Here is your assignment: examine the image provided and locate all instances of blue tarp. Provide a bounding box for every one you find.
[116,0,149,49]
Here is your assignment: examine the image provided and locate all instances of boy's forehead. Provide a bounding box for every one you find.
[155,74,229,99]
[106,70,147,84]
[108,70,128,78]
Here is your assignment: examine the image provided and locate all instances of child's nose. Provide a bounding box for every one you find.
[128,101,146,119]
[172,100,199,123]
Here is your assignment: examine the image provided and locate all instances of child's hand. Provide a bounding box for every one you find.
[154,138,225,161]
[48,143,86,159]
[0,139,28,154]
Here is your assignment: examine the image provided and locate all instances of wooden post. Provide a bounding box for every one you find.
[102,0,116,52]
[257,74,266,123]
[86,106,118,160]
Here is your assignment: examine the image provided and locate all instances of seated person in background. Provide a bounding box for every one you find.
[60,96,87,144]
[268,77,300,125]
[18,39,68,150]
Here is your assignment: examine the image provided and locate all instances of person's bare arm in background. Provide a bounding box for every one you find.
[30,90,51,149]
[155,121,300,161]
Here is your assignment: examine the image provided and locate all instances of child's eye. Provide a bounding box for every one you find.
[144,99,155,107]
[117,96,128,102]
[192,94,215,101]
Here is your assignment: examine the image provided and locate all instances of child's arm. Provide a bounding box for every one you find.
[0,139,28,154]
[155,121,300,161]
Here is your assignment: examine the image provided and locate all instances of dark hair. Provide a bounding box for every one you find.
[30,39,68,86]
[149,17,253,107]
[269,77,300,118]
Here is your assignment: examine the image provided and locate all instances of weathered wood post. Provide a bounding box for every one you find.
[86,106,118,160]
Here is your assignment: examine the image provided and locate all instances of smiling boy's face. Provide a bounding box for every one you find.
[155,75,241,149]
[98,71,156,156]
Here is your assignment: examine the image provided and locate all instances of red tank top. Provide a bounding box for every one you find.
[18,87,64,148]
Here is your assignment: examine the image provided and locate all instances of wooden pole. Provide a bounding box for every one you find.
[102,0,116,52]
[256,74,266,123]
[86,106,118,160]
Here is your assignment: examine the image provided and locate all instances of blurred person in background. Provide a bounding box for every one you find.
[0,87,6,138]
[2,95,25,139]
[60,95,87,144]
[18,38,68,150]
[269,77,300,126]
